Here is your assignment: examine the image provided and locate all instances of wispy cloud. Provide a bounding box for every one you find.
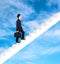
[0,0,59,38]
[25,61,35,64]
[8,0,34,17]
[23,20,40,33]
[44,29,60,37]
[46,0,60,9]
[9,44,60,62]
[0,0,35,37]
[0,48,6,54]
[0,29,13,37]
[40,46,60,55]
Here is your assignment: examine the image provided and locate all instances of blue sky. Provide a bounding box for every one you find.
[0,0,60,64]
[4,22,60,64]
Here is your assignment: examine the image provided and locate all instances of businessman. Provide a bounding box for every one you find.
[16,14,25,43]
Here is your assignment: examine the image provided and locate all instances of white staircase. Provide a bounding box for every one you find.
[0,12,60,64]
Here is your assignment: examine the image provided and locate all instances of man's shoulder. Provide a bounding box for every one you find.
[16,19,20,22]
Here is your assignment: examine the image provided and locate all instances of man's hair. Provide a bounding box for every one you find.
[17,14,21,18]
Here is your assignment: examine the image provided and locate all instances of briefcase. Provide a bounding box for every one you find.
[14,32,21,38]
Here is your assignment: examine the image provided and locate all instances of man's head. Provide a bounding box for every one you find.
[17,14,22,20]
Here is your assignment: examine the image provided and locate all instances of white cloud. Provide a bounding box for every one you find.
[44,29,60,37]
[12,44,60,61]
[9,0,34,17]
[0,48,6,54]
[41,46,60,55]
[37,11,52,20]
[23,20,40,33]
[20,45,60,58]
[26,61,35,64]
[0,29,13,37]
[46,0,60,9]
[0,0,35,26]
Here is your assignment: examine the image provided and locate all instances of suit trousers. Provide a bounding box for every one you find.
[16,31,24,42]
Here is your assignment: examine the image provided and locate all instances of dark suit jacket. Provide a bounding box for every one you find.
[16,19,23,32]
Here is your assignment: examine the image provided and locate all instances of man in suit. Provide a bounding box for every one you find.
[16,14,25,43]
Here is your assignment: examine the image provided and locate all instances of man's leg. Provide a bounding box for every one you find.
[21,31,25,40]
[16,37,18,43]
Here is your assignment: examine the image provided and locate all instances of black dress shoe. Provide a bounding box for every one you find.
[16,42,20,43]
[21,38,25,40]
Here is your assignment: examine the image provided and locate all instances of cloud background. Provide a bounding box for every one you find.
[0,0,60,64]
